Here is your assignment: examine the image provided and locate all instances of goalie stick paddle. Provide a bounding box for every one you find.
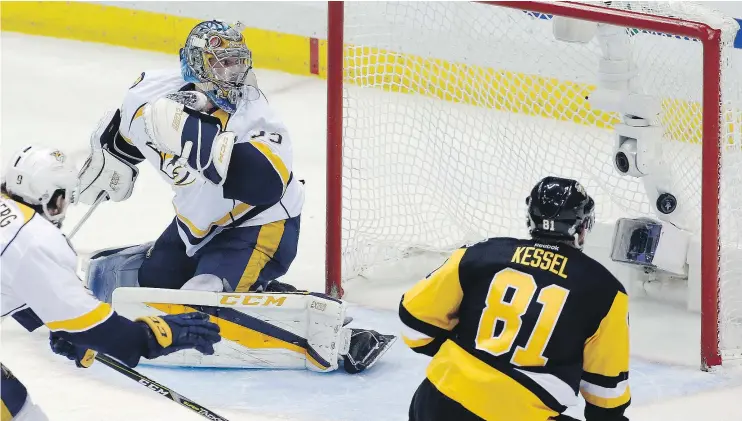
[94,353,230,421]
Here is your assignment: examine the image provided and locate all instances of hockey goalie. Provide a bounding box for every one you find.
[75,19,396,374]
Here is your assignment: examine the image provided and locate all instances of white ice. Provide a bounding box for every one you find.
[2,32,742,421]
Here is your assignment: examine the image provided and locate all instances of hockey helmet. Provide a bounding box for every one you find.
[180,20,256,113]
[2,146,79,226]
[526,176,595,248]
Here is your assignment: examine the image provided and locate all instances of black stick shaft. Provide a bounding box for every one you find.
[95,354,230,421]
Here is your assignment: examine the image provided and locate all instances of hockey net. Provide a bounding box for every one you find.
[326,1,742,368]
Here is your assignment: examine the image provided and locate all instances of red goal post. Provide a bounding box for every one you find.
[326,1,732,369]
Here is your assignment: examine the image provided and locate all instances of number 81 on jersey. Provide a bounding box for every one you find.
[475,268,569,367]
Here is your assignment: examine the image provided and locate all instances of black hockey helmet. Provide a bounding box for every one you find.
[526,176,595,247]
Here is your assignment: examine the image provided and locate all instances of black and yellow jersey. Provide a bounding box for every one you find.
[400,237,630,421]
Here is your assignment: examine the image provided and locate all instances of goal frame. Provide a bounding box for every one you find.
[325,0,723,369]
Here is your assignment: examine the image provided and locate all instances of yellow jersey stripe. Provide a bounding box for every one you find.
[174,202,253,238]
[122,103,148,145]
[427,340,560,421]
[1,400,12,421]
[2,195,37,223]
[45,302,113,332]
[131,104,146,123]
[235,220,286,292]
[147,302,329,370]
[581,385,631,409]
[583,291,629,378]
[249,141,290,187]
[212,109,230,128]
[401,248,466,331]
[14,200,36,223]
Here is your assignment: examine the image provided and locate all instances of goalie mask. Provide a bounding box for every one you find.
[526,176,595,249]
[2,146,79,226]
[180,20,258,114]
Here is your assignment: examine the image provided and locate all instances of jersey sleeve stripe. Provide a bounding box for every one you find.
[403,336,434,348]
[401,324,433,341]
[121,103,148,145]
[129,104,147,127]
[580,384,631,409]
[401,323,434,348]
[45,302,113,332]
[580,379,629,400]
[581,370,629,388]
[248,141,290,189]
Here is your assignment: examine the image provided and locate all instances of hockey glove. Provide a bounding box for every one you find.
[249,279,300,293]
[142,96,235,186]
[49,332,96,368]
[136,312,221,359]
[78,109,139,205]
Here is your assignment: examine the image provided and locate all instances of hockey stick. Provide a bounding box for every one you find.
[94,353,230,421]
[67,192,107,240]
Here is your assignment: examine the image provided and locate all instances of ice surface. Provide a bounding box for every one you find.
[2,32,742,421]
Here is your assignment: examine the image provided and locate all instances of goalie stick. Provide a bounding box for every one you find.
[94,353,230,421]
[67,191,108,240]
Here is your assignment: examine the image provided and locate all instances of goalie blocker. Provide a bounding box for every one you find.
[83,245,396,374]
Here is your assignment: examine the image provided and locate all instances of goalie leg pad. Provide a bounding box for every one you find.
[86,243,151,303]
[111,288,347,371]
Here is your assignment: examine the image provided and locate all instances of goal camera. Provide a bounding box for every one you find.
[610,218,690,277]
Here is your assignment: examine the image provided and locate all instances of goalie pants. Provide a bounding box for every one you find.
[1,364,48,421]
[138,215,300,292]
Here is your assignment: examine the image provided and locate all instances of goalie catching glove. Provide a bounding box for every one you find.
[141,92,235,186]
[49,312,221,367]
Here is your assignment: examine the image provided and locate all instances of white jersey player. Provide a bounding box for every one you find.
[77,20,397,374]
[0,146,221,421]
[78,20,304,295]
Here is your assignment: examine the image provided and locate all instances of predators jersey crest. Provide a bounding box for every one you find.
[148,145,197,186]
[49,150,66,163]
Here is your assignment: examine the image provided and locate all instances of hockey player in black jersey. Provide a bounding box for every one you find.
[400,176,630,421]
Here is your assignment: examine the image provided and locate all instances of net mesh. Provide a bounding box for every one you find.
[337,1,742,360]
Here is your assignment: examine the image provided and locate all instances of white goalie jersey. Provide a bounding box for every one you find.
[118,69,304,255]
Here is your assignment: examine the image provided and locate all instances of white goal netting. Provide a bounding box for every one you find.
[337,1,742,362]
